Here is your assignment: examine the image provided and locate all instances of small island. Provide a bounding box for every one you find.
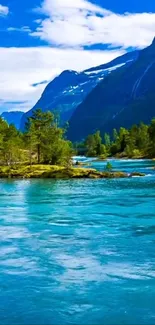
[0,164,146,179]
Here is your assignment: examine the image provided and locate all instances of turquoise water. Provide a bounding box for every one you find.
[0,159,155,325]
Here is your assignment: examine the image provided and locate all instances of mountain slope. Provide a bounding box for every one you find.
[1,111,23,129]
[20,50,138,130]
[67,39,155,141]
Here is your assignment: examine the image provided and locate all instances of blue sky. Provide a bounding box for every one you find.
[0,0,155,113]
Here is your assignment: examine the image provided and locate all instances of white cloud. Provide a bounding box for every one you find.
[7,26,32,33]
[1,0,154,114]
[0,4,9,16]
[31,0,155,49]
[0,46,124,113]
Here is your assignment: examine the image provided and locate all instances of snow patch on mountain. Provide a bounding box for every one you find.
[20,50,138,130]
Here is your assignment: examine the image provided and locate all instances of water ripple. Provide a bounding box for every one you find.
[0,159,155,324]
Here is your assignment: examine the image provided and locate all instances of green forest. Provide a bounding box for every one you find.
[0,109,155,168]
[0,109,73,166]
[77,119,155,159]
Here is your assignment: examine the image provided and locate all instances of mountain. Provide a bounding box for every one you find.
[20,50,138,130]
[67,38,155,141]
[1,111,23,129]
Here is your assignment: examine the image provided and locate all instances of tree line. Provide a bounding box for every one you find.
[0,109,73,166]
[76,119,155,158]
[0,109,155,166]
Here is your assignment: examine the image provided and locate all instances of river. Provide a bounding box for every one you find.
[0,159,155,324]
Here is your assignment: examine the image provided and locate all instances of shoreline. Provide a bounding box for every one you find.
[73,156,154,162]
[0,165,145,180]
[84,157,154,161]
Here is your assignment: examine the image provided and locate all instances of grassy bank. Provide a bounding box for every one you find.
[0,165,146,179]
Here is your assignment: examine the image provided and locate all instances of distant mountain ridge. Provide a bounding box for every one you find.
[20,50,138,130]
[1,111,23,129]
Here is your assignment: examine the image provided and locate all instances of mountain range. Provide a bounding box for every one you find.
[68,37,155,141]
[2,37,155,141]
[20,49,138,132]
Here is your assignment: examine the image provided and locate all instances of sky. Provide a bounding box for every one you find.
[0,0,155,114]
